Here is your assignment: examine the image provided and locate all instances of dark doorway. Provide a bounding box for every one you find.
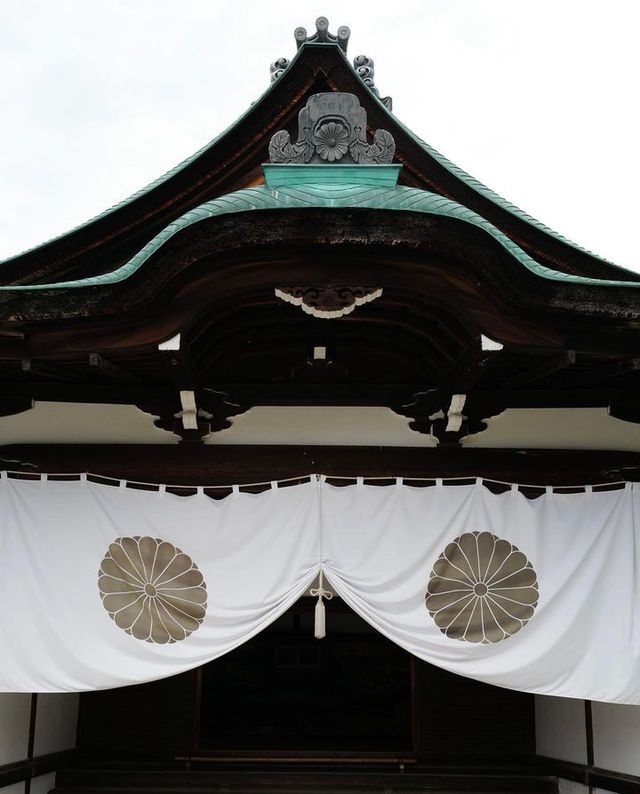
[78,598,534,765]
[198,597,413,752]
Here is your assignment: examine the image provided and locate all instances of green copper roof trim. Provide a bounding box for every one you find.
[2,183,639,292]
[263,163,402,187]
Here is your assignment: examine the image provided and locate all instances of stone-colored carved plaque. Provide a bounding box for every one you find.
[268,93,395,165]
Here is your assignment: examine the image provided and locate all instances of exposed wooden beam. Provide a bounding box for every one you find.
[0,397,33,419]
[422,337,503,445]
[89,353,140,384]
[565,357,640,388]
[3,212,640,359]
[3,378,640,423]
[21,358,86,383]
[158,334,197,390]
[440,337,500,396]
[500,350,576,388]
[0,381,179,405]
[0,326,24,339]
[0,445,638,486]
[157,335,208,443]
[210,383,433,407]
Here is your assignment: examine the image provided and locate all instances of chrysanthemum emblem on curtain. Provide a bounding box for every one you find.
[426,531,539,644]
[98,536,207,643]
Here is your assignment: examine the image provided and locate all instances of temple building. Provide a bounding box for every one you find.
[1,17,640,794]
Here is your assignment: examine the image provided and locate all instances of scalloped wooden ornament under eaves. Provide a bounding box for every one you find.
[275,286,383,319]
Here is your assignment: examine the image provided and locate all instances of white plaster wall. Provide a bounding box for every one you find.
[535,695,587,764]
[0,784,25,794]
[558,781,587,794]
[33,694,79,757]
[0,694,31,765]
[3,402,640,449]
[0,402,174,445]
[30,772,55,794]
[465,407,640,451]
[207,406,437,446]
[592,702,640,776]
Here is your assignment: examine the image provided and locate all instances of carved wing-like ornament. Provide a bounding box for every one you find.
[268,129,314,164]
[350,129,396,164]
[275,286,383,319]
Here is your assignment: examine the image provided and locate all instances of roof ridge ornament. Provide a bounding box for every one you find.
[268,93,396,165]
[352,55,392,110]
[269,17,392,107]
[295,16,351,51]
[270,17,349,82]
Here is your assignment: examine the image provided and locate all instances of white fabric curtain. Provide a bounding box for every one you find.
[0,478,320,692]
[1,475,639,703]
[322,480,640,704]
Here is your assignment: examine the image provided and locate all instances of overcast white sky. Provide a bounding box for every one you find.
[1,0,639,271]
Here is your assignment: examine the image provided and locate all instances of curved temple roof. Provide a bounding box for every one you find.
[0,21,637,289]
[2,176,639,293]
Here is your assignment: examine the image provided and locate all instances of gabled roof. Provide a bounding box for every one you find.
[1,35,637,288]
[3,182,639,293]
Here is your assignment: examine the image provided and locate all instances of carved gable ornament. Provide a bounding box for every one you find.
[270,17,392,108]
[268,93,395,165]
[275,286,383,319]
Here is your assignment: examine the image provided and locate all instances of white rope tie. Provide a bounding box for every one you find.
[309,570,333,639]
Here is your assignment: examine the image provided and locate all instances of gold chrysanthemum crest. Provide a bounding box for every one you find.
[426,531,539,644]
[98,536,207,644]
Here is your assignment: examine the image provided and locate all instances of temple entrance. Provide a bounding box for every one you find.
[73,595,540,791]
[198,598,413,753]
[78,595,535,765]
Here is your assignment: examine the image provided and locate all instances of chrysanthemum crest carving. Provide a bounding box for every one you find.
[426,531,539,644]
[268,93,395,165]
[98,536,207,644]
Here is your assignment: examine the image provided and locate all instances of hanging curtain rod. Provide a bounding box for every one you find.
[0,469,631,493]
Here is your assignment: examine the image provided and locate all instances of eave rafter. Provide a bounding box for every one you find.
[0,206,640,444]
[0,33,639,447]
[1,211,639,356]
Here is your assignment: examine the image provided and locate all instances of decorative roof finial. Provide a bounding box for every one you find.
[269,18,391,108]
[294,17,351,51]
[271,17,350,83]
[353,55,392,111]
[270,57,290,82]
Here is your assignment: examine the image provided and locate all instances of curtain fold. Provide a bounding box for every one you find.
[1,476,639,703]
[322,481,640,703]
[0,479,320,692]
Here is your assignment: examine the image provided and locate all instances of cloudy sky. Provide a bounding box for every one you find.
[1,0,638,270]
